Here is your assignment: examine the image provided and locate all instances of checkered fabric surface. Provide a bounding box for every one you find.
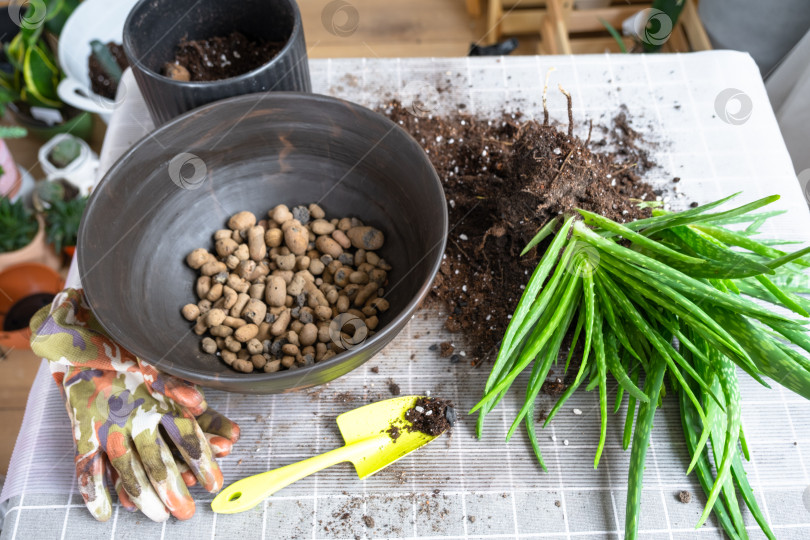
[2,53,810,539]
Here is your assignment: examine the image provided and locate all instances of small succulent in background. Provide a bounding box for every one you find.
[0,196,38,253]
[0,125,28,139]
[32,177,79,212]
[47,136,81,168]
[44,195,86,253]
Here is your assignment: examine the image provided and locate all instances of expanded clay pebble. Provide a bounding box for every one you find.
[185,206,390,373]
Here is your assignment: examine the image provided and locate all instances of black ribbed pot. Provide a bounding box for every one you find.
[123,0,311,126]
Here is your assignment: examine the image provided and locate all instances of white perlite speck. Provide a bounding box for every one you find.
[563,440,569,446]
[573,408,582,415]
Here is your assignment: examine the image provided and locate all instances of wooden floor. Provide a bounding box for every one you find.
[0,0,586,475]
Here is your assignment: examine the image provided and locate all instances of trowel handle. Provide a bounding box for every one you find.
[211,436,385,514]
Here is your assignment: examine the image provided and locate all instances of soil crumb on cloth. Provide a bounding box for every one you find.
[678,490,692,504]
[383,101,659,364]
[164,31,285,82]
[541,377,567,398]
[438,341,455,358]
[405,397,455,436]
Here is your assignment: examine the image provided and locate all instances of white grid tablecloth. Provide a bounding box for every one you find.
[2,53,810,539]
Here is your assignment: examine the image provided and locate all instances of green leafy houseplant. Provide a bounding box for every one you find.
[42,0,81,37]
[0,196,39,253]
[0,22,62,113]
[44,195,86,254]
[0,16,91,140]
[474,193,810,540]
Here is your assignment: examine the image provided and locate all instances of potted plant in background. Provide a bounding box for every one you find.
[0,125,27,198]
[0,262,63,351]
[42,0,82,37]
[0,20,92,140]
[0,196,60,272]
[37,133,99,195]
[43,193,87,258]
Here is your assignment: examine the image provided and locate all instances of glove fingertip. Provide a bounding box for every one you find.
[84,488,113,522]
[206,434,233,458]
[76,452,112,522]
[203,463,224,493]
[168,497,196,521]
[116,484,137,512]
[229,422,241,443]
[181,468,197,487]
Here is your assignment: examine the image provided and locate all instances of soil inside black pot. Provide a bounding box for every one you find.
[88,42,130,100]
[3,293,55,331]
[163,31,285,82]
[382,100,662,366]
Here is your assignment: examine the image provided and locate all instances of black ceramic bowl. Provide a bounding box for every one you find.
[123,0,311,126]
[78,93,447,393]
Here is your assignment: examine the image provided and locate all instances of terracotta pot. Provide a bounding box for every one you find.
[0,263,64,350]
[0,215,62,273]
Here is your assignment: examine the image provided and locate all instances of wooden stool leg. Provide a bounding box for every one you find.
[546,0,573,55]
[485,0,504,45]
[681,0,712,51]
[466,0,483,18]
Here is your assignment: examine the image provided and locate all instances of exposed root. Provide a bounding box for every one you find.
[558,84,573,139]
[542,67,556,127]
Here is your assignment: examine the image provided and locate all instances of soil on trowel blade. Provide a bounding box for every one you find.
[405,397,455,436]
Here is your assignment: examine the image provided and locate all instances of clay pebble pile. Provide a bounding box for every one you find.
[183,203,390,373]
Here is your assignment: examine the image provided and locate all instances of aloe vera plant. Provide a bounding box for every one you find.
[474,193,810,539]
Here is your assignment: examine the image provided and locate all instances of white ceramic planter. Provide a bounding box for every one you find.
[38,134,99,195]
[57,0,140,123]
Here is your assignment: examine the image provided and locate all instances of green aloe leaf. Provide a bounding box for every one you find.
[521,216,559,256]
[626,356,667,540]
[577,208,706,265]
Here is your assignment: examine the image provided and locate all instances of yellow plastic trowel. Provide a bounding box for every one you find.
[211,395,453,514]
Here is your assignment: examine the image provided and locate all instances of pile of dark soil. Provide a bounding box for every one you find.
[88,42,129,100]
[404,397,455,436]
[383,101,658,364]
[163,31,284,82]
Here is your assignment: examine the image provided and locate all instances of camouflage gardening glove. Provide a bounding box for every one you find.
[29,289,241,522]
